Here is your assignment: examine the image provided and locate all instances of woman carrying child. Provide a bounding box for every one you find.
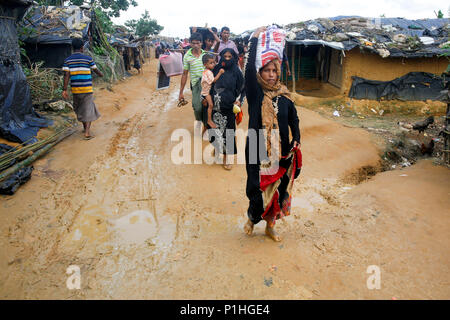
[243,27,302,242]
[208,48,245,171]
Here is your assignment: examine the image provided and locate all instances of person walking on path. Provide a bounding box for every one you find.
[179,32,207,131]
[213,26,239,56]
[62,38,103,140]
[243,27,301,242]
[208,48,245,171]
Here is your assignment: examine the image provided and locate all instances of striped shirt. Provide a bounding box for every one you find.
[62,53,97,94]
[183,48,205,85]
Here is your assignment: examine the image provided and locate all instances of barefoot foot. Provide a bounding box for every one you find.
[244,219,254,236]
[265,225,281,242]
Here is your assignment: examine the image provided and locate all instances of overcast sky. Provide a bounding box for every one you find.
[112,0,449,38]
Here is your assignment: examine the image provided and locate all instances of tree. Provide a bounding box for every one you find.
[434,9,444,18]
[126,10,163,37]
[37,1,138,18]
[94,7,114,34]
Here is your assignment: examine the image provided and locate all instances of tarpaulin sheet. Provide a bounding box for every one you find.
[20,6,91,45]
[371,18,448,37]
[284,16,448,58]
[348,72,445,101]
[0,63,52,143]
[0,5,52,143]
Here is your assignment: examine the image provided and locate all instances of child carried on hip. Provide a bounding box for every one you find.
[201,53,224,129]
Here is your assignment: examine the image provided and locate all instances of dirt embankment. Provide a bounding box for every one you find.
[0,59,449,300]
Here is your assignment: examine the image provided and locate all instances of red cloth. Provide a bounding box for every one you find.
[260,146,302,225]
[236,110,244,125]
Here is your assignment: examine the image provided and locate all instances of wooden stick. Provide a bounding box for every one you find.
[0,128,76,183]
[291,44,296,92]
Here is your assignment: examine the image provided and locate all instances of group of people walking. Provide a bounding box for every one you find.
[62,26,302,242]
[179,26,302,242]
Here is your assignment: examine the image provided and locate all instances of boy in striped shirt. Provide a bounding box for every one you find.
[62,38,103,140]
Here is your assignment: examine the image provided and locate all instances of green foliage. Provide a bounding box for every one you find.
[23,62,64,103]
[124,19,137,32]
[17,26,35,64]
[125,10,163,37]
[92,46,106,56]
[94,0,138,18]
[94,7,114,34]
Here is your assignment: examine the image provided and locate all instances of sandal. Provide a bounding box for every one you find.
[223,164,232,171]
[84,135,95,140]
[177,98,188,107]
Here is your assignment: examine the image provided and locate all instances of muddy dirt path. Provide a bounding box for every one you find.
[1,60,449,299]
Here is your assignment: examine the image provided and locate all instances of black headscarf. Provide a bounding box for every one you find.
[211,48,244,109]
[214,48,239,72]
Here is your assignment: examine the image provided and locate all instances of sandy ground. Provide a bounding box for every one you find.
[0,60,449,300]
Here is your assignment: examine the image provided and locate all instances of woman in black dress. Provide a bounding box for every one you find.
[244,27,302,242]
[208,48,245,170]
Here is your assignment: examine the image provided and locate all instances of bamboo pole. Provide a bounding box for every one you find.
[0,128,76,183]
[291,44,296,92]
[298,45,302,83]
[445,102,450,164]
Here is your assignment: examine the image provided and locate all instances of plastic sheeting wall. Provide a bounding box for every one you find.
[348,72,445,101]
[0,6,52,143]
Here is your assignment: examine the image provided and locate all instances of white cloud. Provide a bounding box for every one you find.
[112,0,450,38]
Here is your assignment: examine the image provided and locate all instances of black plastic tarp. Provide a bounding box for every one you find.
[349,72,445,101]
[0,61,52,143]
[23,42,72,68]
[372,18,448,37]
[0,3,52,143]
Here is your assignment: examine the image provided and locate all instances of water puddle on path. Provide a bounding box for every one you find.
[292,190,327,213]
[163,89,180,112]
[109,210,176,249]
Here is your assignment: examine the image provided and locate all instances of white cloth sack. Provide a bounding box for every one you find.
[253,25,286,72]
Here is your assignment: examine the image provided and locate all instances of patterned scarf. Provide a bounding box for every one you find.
[256,59,293,166]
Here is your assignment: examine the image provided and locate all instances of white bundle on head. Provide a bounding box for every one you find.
[253,25,286,71]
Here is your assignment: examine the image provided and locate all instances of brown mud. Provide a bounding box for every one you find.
[0,59,449,299]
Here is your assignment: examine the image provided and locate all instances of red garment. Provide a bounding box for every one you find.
[260,146,302,225]
[238,56,245,70]
[236,109,243,125]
